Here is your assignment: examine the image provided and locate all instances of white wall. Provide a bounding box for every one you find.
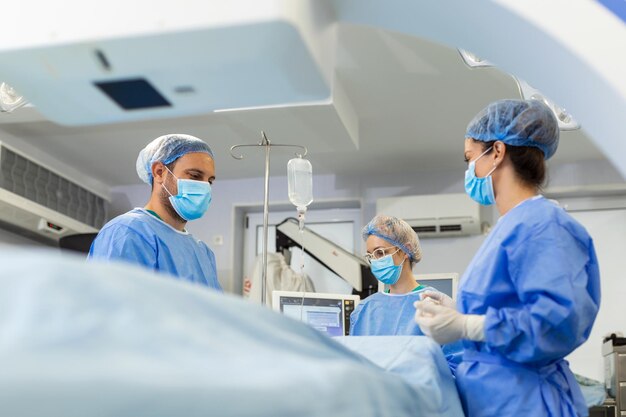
[111,167,469,292]
[564,207,626,381]
[548,160,626,188]
[2,154,611,381]
[110,158,625,294]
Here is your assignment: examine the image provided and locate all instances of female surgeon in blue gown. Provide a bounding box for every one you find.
[414,99,601,417]
[350,215,463,375]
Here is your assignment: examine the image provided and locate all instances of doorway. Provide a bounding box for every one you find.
[242,208,362,296]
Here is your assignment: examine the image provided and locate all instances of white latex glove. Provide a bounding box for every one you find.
[414,299,485,344]
[420,290,455,309]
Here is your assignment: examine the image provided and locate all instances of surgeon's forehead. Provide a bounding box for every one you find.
[366,235,390,252]
[175,152,214,169]
[464,138,482,155]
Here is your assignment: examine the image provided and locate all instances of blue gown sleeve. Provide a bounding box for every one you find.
[483,222,600,364]
[349,303,364,336]
[442,341,464,377]
[88,224,157,270]
[200,243,222,292]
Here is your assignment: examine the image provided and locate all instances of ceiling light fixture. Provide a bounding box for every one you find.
[514,77,580,131]
[0,82,28,113]
[458,49,494,68]
[457,49,580,131]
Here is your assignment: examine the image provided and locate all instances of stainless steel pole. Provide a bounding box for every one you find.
[261,135,271,305]
[229,132,307,305]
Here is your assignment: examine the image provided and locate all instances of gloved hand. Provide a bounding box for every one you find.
[414,298,485,344]
[420,290,455,309]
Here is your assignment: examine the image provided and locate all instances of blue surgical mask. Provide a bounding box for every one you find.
[163,167,212,221]
[370,249,403,285]
[464,147,497,206]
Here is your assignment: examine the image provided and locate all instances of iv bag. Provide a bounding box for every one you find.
[287,157,313,212]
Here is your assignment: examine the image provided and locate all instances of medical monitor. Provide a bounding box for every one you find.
[413,273,459,301]
[272,291,360,337]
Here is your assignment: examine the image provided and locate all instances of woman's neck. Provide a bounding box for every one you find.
[494,165,538,216]
[389,263,417,294]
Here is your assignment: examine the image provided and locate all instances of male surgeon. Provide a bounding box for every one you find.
[89,134,221,290]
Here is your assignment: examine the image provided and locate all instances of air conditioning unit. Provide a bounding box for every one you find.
[0,142,108,241]
[376,193,482,238]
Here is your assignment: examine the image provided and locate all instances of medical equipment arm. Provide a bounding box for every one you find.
[276,218,378,298]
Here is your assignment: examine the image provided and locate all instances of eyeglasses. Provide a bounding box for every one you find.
[364,246,400,264]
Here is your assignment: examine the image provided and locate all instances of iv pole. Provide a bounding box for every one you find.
[230,131,308,305]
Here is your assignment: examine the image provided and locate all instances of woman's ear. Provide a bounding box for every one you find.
[402,252,409,264]
[493,141,507,165]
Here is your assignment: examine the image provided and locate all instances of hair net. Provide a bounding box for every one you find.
[362,215,422,263]
[466,99,559,160]
[136,134,214,184]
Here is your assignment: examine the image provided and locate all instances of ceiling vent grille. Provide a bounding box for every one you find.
[0,143,107,240]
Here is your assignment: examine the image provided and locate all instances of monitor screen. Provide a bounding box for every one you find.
[273,291,360,337]
[414,273,459,300]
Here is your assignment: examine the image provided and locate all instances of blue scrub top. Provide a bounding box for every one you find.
[350,287,463,375]
[350,288,431,336]
[456,196,600,417]
[88,208,222,291]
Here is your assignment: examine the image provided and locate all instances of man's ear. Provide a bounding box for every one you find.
[152,161,166,185]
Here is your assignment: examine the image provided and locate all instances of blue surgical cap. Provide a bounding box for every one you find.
[362,215,422,263]
[136,134,214,184]
[466,99,559,160]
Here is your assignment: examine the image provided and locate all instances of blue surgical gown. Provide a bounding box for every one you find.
[88,208,222,291]
[456,196,600,417]
[350,288,464,375]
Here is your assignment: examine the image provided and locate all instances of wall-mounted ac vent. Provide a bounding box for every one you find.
[0,142,108,241]
[440,224,463,232]
[377,193,482,238]
[413,225,437,234]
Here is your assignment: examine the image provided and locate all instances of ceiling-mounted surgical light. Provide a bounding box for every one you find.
[457,47,579,131]
[458,49,494,68]
[0,82,28,113]
[514,77,580,131]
